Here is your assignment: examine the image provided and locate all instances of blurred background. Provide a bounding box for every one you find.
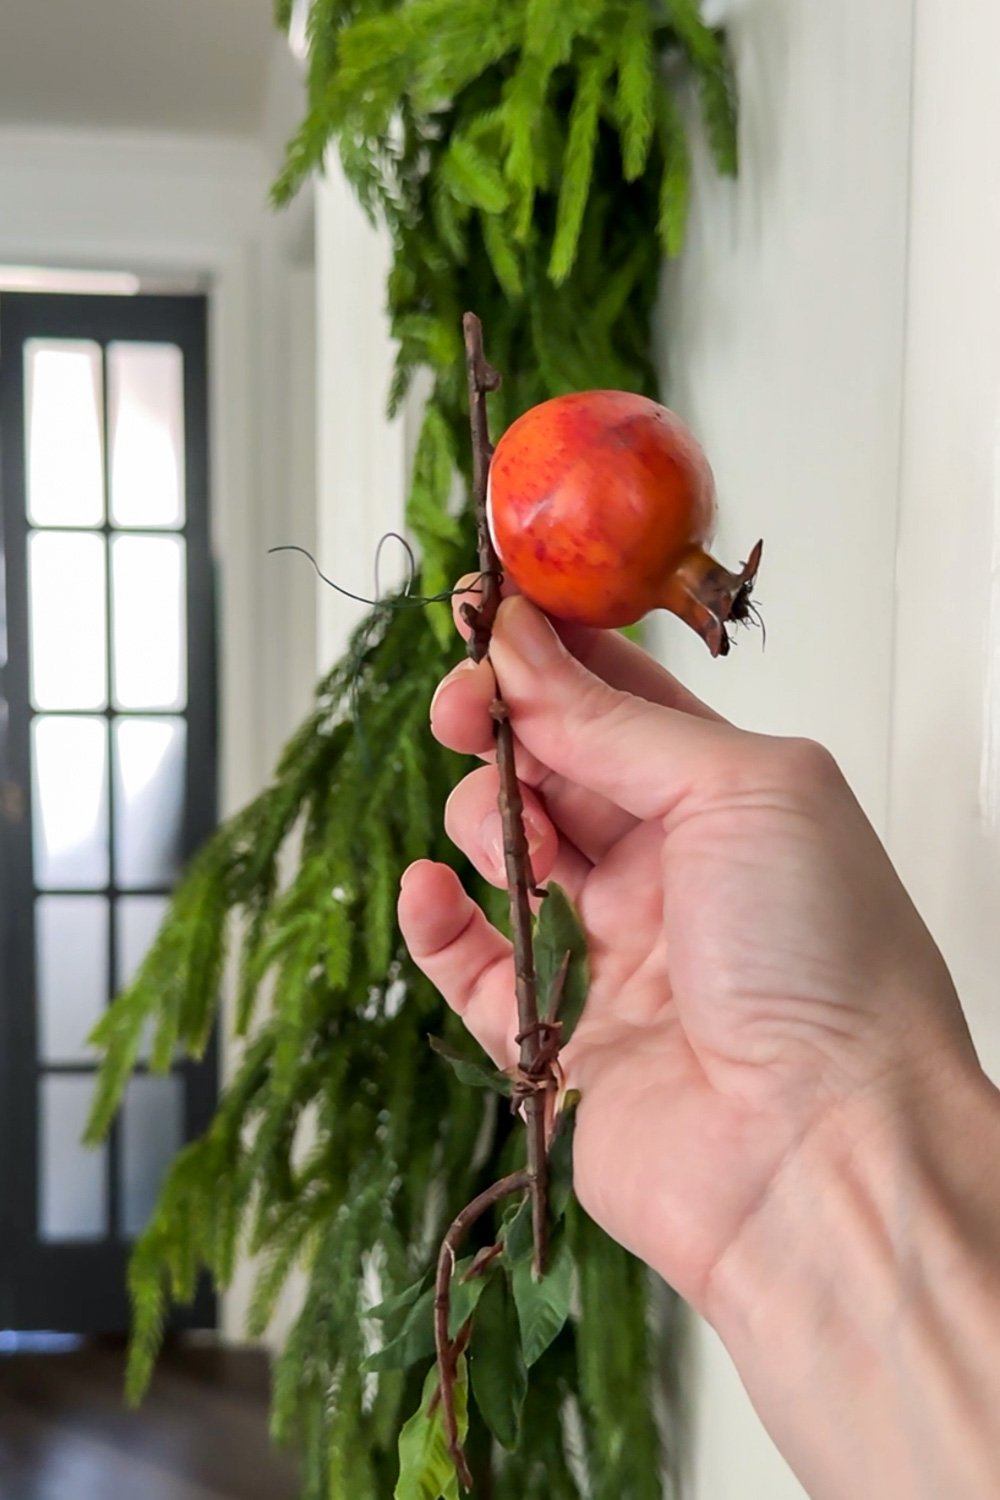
[1,0,999,1497]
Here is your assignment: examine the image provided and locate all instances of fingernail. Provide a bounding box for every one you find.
[479,810,542,872]
[495,596,561,668]
[430,658,474,717]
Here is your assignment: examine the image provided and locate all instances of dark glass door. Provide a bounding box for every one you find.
[0,292,217,1332]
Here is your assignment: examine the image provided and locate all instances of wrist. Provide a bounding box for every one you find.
[705,1056,1000,1498]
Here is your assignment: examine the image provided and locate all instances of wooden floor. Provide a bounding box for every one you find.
[0,1342,300,1500]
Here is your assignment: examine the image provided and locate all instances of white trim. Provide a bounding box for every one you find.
[314,155,407,671]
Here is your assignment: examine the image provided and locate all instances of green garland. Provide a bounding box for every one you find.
[88,2,736,1495]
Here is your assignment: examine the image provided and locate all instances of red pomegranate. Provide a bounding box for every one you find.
[486,390,762,656]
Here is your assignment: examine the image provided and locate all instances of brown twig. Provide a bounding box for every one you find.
[429,313,561,1492]
[460,311,551,1279]
[433,1169,531,1487]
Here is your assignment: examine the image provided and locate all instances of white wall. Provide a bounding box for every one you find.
[658,0,915,1493]
[661,0,1000,1494]
[889,0,1000,1081]
[656,0,915,829]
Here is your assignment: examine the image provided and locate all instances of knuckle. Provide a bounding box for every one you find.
[574,669,635,735]
[771,735,842,790]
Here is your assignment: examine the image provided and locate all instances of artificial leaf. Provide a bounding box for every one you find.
[661,0,725,66]
[480,212,524,300]
[395,1358,469,1500]
[405,403,460,550]
[502,1193,534,1265]
[656,89,693,257]
[512,1234,573,1366]
[548,1091,580,1223]
[429,1036,512,1097]
[616,3,655,180]
[366,1257,494,1371]
[442,136,510,214]
[698,62,739,177]
[368,1270,433,1321]
[470,1271,527,1450]
[534,883,589,1041]
[364,1284,435,1371]
[549,52,609,284]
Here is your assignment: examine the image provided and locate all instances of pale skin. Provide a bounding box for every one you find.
[398,585,1000,1499]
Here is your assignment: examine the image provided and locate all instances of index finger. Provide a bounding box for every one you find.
[443,575,725,768]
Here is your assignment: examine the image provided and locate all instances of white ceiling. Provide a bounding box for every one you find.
[0,0,277,136]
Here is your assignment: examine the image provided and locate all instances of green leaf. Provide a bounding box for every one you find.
[366,1305,432,1375]
[534,883,589,1041]
[502,64,543,241]
[469,1271,527,1449]
[429,1036,512,1097]
[512,1234,573,1366]
[393,315,463,376]
[395,1358,469,1500]
[655,90,692,258]
[616,4,656,181]
[366,1258,493,1371]
[431,175,470,263]
[365,828,398,975]
[523,0,579,69]
[406,402,462,646]
[442,136,510,214]
[549,52,609,285]
[480,212,524,300]
[406,404,461,550]
[369,1270,433,1321]
[365,1285,435,1372]
[698,60,739,177]
[548,1091,580,1223]
[502,1194,534,1265]
[661,0,726,67]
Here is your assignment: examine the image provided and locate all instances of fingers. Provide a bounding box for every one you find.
[444,765,592,900]
[398,860,518,1067]
[488,597,735,823]
[430,656,498,758]
[432,656,636,864]
[449,574,723,725]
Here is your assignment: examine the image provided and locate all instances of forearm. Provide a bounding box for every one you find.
[704,1061,1000,1500]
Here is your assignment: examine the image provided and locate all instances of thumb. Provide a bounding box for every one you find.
[489,596,735,821]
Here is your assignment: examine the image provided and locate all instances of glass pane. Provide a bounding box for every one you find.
[32,716,109,889]
[40,1076,107,1241]
[35,896,108,1062]
[117,896,170,1062]
[116,895,169,988]
[113,718,186,889]
[28,531,107,710]
[25,340,104,527]
[111,534,186,710]
[120,1075,182,1236]
[108,343,184,528]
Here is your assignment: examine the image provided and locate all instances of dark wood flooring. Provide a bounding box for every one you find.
[0,1343,300,1500]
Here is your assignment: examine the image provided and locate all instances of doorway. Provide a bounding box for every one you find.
[0,290,217,1332]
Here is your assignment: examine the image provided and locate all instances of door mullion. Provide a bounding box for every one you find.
[100,340,122,1246]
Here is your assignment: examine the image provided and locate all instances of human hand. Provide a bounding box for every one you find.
[397,588,976,1317]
